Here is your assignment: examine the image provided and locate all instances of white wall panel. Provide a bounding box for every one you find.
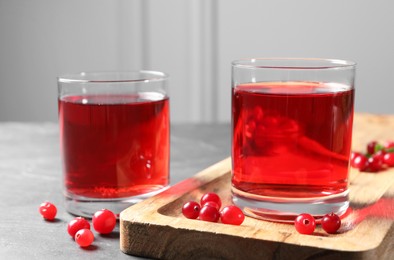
[217,0,394,122]
[145,0,218,123]
[1,0,394,122]
[0,0,143,121]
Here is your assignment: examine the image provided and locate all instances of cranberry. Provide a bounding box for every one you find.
[366,154,384,172]
[220,205,245,225]
[182,201,201,219]
[67,217,91,237]
[350,151,360,161]
[203,201,220,210]
[383,153,394,167]
[367,141,378,155]
[374,149,386,160]
[75,229,94,247]
[294,213,316,235]
[200,192,222,209]
[321,213,341,234]
[199,204,220,222]
[92,209,116,234]
[384,140,394,151]
[39,202,57,220]
[351,153,368,170]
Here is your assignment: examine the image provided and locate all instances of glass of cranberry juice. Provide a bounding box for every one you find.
[58,71,170,217]
[231,58,356,222]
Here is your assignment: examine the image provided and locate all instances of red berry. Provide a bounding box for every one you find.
[75,229,94,247]
[366,154,383,172]
[39,202,57,220]
[383,153,394,167]
[294,213,316,235]
[203,201,220,210]
[384,140,394,150]
[220,205,245,225]
[182,201,201,219]
[351,153,368,170]
[321,212,341,234]
[200,192,222,209]
[374,150,386,160]
[367,141,378,155]
[199,205,220,222]
[350,152,360,161]
[92,209,116,234]
[67,217,91,237]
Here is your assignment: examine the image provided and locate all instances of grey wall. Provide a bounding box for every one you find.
[1,0,393,123]
[0,0,141,121]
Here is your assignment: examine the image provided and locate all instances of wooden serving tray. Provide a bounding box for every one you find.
[120,114,394,260]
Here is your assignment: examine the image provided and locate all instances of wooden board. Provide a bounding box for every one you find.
[120,113,394,260]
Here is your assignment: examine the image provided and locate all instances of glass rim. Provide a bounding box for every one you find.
[58,70,169,83]
[232,58,356,70]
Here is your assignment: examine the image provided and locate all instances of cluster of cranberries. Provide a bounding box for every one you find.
[351,140,394,172]
[182,192,245,225]
[294,212,341,235]
[39,202,116,247]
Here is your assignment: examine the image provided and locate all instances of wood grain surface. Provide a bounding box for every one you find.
[120,113,394,260]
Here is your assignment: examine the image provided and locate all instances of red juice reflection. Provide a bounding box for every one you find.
[59,93,170,199]
[232,82,354,199]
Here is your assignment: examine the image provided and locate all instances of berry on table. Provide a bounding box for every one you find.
[321,212,341,234]
[350,151,360,161]
[92,209,116,234]
[182,201,201,219]
[374,150,386,161]
[294,213,316,235]
[383,153,394,167]
[200,192,222,209]
[384,140,394,151]
[67,217,91,237]
[199,204,220,222]
[367,141,378,155]
[351,139,394,172]
[220,205,245,225]
[203,201,220,210]
[366,154,384,172]
[75,229,94,247]
[39,202,57,220]
[350,153,368,170]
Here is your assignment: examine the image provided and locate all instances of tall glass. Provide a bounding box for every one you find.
[231,58,355,222]
[58,71,170,217]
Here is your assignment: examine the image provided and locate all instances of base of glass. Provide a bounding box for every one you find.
[232,187,349,223]
[65,186,169,218]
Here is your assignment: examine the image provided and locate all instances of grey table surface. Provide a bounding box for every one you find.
[0,122,231,259]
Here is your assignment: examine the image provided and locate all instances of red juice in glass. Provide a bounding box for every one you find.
[59,93,170,199]
[231,80,355,221]
[58,71,169,217]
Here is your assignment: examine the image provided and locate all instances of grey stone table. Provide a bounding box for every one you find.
[0,122,230,259]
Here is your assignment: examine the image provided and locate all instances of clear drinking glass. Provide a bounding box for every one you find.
[231,58,356,222]
[58,71,170,217]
